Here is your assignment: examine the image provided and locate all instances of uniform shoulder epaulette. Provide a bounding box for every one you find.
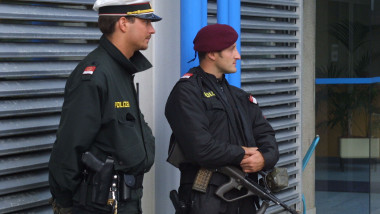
[180,72,194,79]
[81,64,97,80]
[249,94,258,104]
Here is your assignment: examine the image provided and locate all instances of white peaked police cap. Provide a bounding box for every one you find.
[93,0,162,22]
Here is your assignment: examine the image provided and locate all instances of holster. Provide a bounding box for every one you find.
[91,157,115,204]
[118,173,144,201]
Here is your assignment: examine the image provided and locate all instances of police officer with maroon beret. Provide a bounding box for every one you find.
[165,24,279,214]
[48,0,161,213]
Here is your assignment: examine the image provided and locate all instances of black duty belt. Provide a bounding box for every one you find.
[120,173,144,189]
[179,168,228,186]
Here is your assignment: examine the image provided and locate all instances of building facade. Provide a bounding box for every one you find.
[2,0,379,214]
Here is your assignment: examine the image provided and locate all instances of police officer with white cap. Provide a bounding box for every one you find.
[48,0,161,213]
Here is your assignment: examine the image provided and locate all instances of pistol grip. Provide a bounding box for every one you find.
[215,178,255,202]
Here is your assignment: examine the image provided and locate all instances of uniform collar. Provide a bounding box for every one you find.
[197,66,227,84]
[99,35,152,75]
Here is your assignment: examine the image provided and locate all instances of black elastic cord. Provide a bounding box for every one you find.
[187,51,198,63]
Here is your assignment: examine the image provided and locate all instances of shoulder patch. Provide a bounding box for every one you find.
[249,95,258,104]
[181,73,193,79]
[83,66,96,75]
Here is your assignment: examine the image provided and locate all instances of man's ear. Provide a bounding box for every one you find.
[207,52,216,61]
[117,17,129,33]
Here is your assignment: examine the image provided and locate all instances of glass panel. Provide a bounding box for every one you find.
[370,2,380,213]
[315,0,374,213]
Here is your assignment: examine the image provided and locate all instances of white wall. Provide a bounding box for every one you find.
[136,1,182,213]
[153,1,181,213]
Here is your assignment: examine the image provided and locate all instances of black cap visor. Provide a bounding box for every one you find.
[133,13,162,22]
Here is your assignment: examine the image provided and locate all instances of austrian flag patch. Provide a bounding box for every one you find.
[83,66,96,75]
[181,73,193,79]
[249,95,258,104]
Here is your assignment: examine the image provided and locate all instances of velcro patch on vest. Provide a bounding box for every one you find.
[249,95,258,104]
[181,73,193,79]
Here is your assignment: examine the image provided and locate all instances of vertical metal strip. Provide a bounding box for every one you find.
[217,0,241,87]
[217,0,229,24]
[228,0,241,88]
[180,0,207,76]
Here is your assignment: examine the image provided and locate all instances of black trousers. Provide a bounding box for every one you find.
[72,200,141,214]
[178,184,257,214]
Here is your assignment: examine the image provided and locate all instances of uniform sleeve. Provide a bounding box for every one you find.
[139,113,155,173]
[48,77,104,207]
[250,104,279,170]
[165,81,244,168]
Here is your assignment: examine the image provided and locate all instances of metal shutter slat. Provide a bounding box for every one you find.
[242,59,299,69]
[262,106,299,118]
[19,205,52,214]
[0,151,51,176]
[0,188,50,214]
[0,62,77,78]
[0,4,97,22]
[241,6,299,19]
[241,46,299,56]
[0,134,55,156]
[0,115,60,137]
[256,94,299,106]
[0,24,101,40]
[0,80,65,97]
[242,32,299,43]
[270,118,298,130]
[0,43,97,58]
[242,71,298,82]
[275,130,299,142]
[241,19,298,31]
[277,153,299,166]
[0,170,48,195]
[241,0,299,7]
[22,0,95,4]
[242,82,298,94]
[278,141,299,153]
[0,98,63,117]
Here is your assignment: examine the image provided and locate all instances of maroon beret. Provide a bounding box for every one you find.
[193,24,238,52]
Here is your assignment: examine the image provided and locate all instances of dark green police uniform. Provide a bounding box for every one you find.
[48,35,155,213]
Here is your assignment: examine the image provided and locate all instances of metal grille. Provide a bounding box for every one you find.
[0,0,100,213]
[208,0,302,213]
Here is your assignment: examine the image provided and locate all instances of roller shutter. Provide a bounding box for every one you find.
[208,0,302,213]
[0,0,100,213]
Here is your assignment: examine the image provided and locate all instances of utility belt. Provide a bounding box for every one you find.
[78,152,144,210]
[179,164,229,188]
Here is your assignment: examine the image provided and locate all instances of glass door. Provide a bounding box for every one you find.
[369,1,380,213]
[315,0,379,213]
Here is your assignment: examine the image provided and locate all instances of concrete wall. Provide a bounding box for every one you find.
[135,1,181,213]
[302,0,316,213]
[153,1,181,213]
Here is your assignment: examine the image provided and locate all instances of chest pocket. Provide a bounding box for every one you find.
[117,110,136,127]
[203,96,225,112]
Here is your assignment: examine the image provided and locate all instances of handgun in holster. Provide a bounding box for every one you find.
[81,151,115,205]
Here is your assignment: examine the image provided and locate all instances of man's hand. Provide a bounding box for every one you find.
[50,198,72,214]
[240,147,265,173]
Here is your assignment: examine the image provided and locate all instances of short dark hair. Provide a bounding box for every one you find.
[98,16,135,36]
[198,52,207,62]
[198,51,222,63]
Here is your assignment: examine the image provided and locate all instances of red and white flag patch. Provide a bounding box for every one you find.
[249,95,258,104]
[83,66,96,75]
[181,73,193,79]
